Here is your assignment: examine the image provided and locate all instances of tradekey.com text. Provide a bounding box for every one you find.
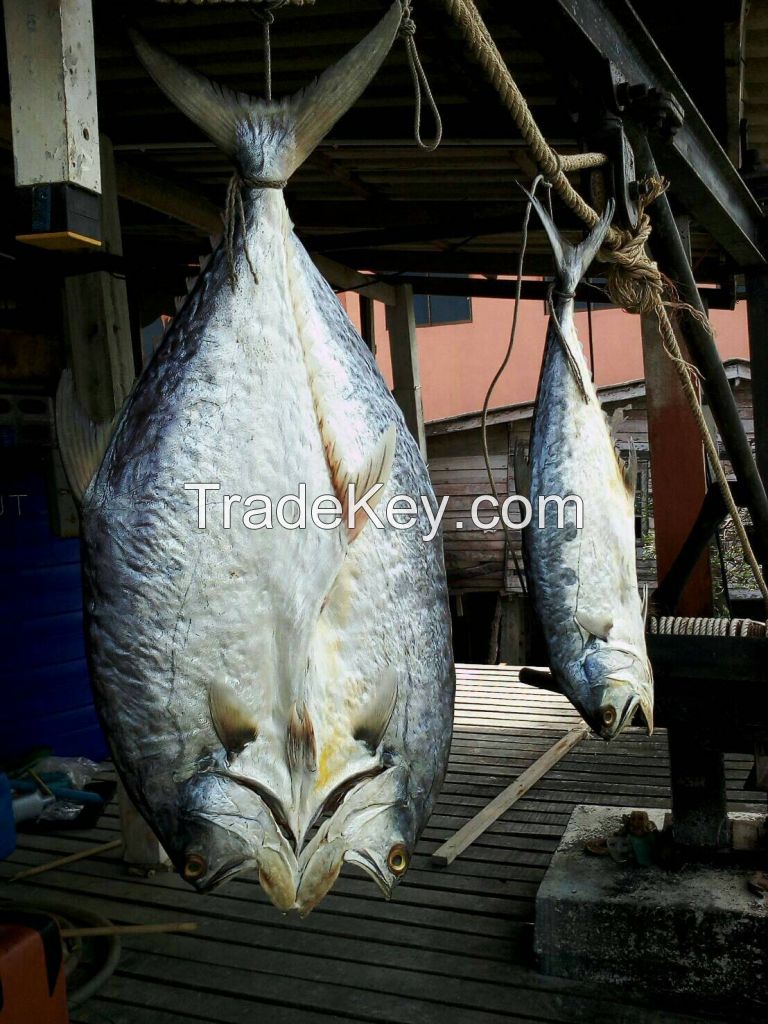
[184,482,583,543]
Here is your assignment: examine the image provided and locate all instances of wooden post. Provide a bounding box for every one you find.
[746,268,768,499]
[386,284,426,458]
[117,782,171,875]
[63,135,135,423]
[667,728,729,849]
[3,0,100,193]
[360,295,376,355]
[641,216,713,616]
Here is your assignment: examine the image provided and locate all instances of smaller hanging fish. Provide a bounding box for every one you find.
[519,196,653,739]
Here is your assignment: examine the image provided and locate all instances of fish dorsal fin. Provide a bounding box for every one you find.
[513,442,531,500]
[327,423,396,542]
[352,667,399,753]
[55,369,121,504]
[575,609,613,642]
[130,3,401,183]
[287,701,317,773]
[617,438,638,498]
[209,680,259,756]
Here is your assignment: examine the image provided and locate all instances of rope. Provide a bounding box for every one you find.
[479,177,548,596]
[438,0,768,613]
[224,175,262,291]
[649,616,766,638]
[399,2,442,151]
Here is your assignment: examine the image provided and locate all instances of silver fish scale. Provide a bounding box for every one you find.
[82,189,454,903]
[526,285,652,739]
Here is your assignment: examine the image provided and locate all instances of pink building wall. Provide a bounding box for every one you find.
[339,291,750,422]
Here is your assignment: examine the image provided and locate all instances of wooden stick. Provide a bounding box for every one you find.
[10,838,123,882]
[431,724,590,866]
[60,921,198,940]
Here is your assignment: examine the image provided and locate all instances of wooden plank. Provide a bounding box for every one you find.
[432,725,590,867]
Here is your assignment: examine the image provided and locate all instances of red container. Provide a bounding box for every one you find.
[0,910,68,1024]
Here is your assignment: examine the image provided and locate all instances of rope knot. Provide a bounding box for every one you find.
[596,176,667,315]
[398,17,416,37]
[225,173,260,292]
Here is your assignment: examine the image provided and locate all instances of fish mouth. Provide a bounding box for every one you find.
[597,694,638,740]
[192,855,252,893]
[344,849,393,898]
[596,687,653,739]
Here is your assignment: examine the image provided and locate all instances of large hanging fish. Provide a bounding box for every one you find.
[519,196,653,739]
[58,3,454,915]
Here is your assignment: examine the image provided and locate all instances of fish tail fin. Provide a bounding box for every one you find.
[130,3,401,184]
[524,190,615,294]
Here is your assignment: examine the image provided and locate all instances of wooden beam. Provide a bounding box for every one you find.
[386,285,426,458]
[3,0,101,193]
[551,0,765,265]
[311,254,396,305]
[724,1,748,166]
[431,724,589,866]
[114,158,222,235]
[63,136,135,423]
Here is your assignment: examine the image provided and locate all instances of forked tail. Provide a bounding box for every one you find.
[526,193,615,296]
[130,2,401,184]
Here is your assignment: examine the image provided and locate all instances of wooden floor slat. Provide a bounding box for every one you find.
[4,664,764,1023]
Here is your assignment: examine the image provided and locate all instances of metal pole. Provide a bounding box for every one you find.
[630,129,768,558]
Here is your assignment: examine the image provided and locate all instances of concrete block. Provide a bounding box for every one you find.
[535,805,768,1005]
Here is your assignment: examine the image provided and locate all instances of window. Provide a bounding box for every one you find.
[413,293,472,327]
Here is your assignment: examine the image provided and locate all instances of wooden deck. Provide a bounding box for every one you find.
[2,665,764,1024]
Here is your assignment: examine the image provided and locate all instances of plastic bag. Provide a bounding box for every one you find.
[34,756,99,821]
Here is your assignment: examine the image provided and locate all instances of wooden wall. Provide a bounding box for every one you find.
[427,380,755,597]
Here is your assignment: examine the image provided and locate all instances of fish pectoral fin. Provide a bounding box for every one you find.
[640,583,650,624]
[55,369,124,503]
[209,681,259,756]
[575,609,614,642]
[332,423,396,542]
[287,701,318,773]
[352,667,399,753]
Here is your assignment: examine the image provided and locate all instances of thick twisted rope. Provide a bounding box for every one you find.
[438,0,768,611]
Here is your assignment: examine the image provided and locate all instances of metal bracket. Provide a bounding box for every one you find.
[582,111,640,230]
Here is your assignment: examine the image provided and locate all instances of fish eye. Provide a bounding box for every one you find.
[601,706,617,728]
[183,853,207,881]
[387,844,409,876]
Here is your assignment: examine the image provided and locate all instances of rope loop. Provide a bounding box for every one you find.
[399,2,443,152]
[225,174,260,292]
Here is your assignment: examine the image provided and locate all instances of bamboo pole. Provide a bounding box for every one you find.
[60,922,197,940]
[10,838,122,882]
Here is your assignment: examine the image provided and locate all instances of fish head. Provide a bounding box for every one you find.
[295,765,416,916]
[171,772,299,910]
[581,643,654,739]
